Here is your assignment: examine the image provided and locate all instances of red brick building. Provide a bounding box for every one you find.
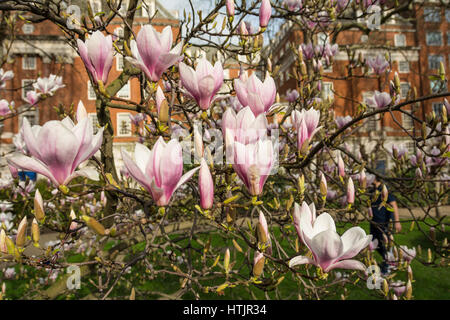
[265,1,449,169]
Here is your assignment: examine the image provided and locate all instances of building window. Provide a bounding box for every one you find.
[88,113,100,134]
[318,33,329,46]
[400,83,410,99]
[119,0,128,15]
[428,54,444,69]
[405,141,415,154]
[87,81,96,100]
[22,23,34,34]
[447,32,450,46]
[426,32,442,46]
[394,34,406,47]
[116,81,131,99]
[22,56,36,70]
[402,113,414,130]
[114,27,124,39]
[446,9,450,22]
[432,102,444,115]
[424,7,441,22]
[116,54,124,71]
[398,60,410,73]
[430,80,444,94]
[22,79,34,100]
[90,0,102,13]
[117,113,132,136]
[19,107,39,127]
[322,82,334,100]
[363,92,377,131]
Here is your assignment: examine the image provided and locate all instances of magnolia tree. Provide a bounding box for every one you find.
[0,0,448,300]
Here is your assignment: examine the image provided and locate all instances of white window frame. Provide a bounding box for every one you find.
[116,54,124,71]
[394,34,406,47]
[22,23,34,34]
[428,54,444,70]
[426,31,442,46]
[22,55,36,70]
[362,91,378,132]
[90,0,102,14]
[322,82,334,100]
[116,81,131,99]
[432,102,444,115]
[19,106,39,127]
[88,113,100,134]
[116,112,132,137]
[400,82,410,100]
[402,112,414,130]
[87,81,96,100]
[318,32,329,46]
[22,79,34,100]
[398,60,410,73]
[424,7,441,23]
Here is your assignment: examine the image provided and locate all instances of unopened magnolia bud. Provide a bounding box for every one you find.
[429,227,436,242]
[300,62,307,76]
[407,265,413,282]
[256,212,269,244]
[158,99,170,123]
[34,189,45,222]
[383,279,389,296]
[16,217,27,248]
[439,61,445,79]
[130,288,135,300]
[31,218,40,246]
[382,185,388,202]
[253,252,265,277]
[320,173,327,198]
[82,215,106,236]
[409,221,415,232]
[405,280,412,300]
[267,58,272,72]
[0,230,7,254]
[427,248,432,263]
[417,244,422,256]
[443,238,448,247]
[224,248,230,274]
[69,210,78,231]
[421,122,427,140]
[360,168,367,190]
[298,175,305,195]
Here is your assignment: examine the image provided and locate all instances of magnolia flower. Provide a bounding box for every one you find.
[24,91,40,106]
[77,31,114,84]
[400,246,416,262]
[226,0,235,17]
[291,108,321,150]
[0,201,13,213]
[7,102,103,186]
[239,21,249,36]
[366,55,390,75]
[33,75,65,95]
[234,72,276,117]
[0,100,13,116]
[198,158,214,210]
[259,0,272,28]
[347,177,355,204]
[129,113,145,127]
[126,25,183,82]
[222,106,268,145]
[232,138,274,196]
[367,91,391,109]
[300,43,314,60]
[290,201,372,272]
[121,137,200,206]
[0,68,14,89]
[179,57,224,110]
[368,238,379,251]
[335,115,352,129]
[286,89,299,103]
[284,0,303,11]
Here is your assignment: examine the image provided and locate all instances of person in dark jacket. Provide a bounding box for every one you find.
[369,176,402,275]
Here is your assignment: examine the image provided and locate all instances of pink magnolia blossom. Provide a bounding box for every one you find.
[400,245,416,262]
[347,177,355,204]
[232,138,274,196]
[366,55,390,75]
[179,57,224,110]
[335,115,352,129]
[0,100,14,116]
[290,201,372,272]
[155,86,167,115]
[291,108,321,150]
[286,89,299,103]
[259,0,272,28]
[234,72,276,117]
[226,0,235,17]
[367,91,391,109]
[368,238,378,251]
[0,68,14,89]
[33,75,65,95]
[126,25,183,82]
[300,43,314,60]
[283,0,303,11]
[77,31,114,84]
[7,102,103,186]
[222,106,268,145]
[199,158,214,210]
[121,137,200,206]
[337,153,345,178]
[24,91,40,106]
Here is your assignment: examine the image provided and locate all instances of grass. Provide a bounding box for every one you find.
[1,217,448,300]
